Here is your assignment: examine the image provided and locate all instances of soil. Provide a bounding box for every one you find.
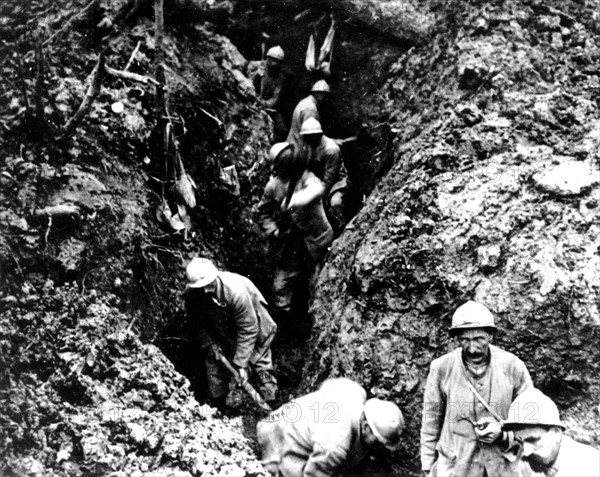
[303,0,600,474]
[1,0,599,476]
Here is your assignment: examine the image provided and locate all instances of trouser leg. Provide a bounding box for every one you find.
[272,267,303,313]
[329,189,347,232]
[204,353,230,403]
[252,347,278,402]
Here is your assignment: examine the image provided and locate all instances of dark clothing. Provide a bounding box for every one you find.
[185,271,277,399]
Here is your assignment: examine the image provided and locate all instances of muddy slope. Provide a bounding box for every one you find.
[0,0,273,474]
[304,0,600,471]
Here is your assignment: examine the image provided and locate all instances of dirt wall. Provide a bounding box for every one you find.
[302,0,600,472]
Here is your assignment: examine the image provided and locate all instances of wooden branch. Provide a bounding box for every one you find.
[104,64,159,85]
[124,41,142,71]
[15,44,30,114]
[63,52,105,137]
[34,35,45,124]
[43,0,99,46]
[30,204,81,226]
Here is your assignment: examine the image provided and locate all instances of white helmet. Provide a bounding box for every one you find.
[266,46,285,61]
[364,399,404,452]
[268,142,292,162]
[299,117,323,136]
[504,388,565,429]
[311,79,330,93]
[450,301,496,333]
[185,257,218,288]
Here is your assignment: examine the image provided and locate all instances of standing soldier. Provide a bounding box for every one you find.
[299,117,349,231]
[257,377,404,477]
[420,301,533,477]
[184,257,278,408]
[287,80,330,151]
[255,45,288,142]
[257,142,333,340]
[503,388,600,477]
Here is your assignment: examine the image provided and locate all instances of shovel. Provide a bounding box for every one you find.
[214,351,273,412]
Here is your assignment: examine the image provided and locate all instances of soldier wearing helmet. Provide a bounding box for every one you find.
[257,378,404,477]
[286,80,330,150]
[299,117,349,232]
[251,45,289,142]
[502,388,600,477]
[257,142,333,340]
[183,257,278,408]
[420,301,533,477]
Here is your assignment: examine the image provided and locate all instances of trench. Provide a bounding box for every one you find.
[152,5,413,475]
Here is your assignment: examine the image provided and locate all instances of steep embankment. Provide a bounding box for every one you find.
[304,0,600,472]
[0,0,273,474]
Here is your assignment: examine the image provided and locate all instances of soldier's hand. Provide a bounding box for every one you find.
[206,343,222,359]
[475,417,502,444]
[236,367,249,386]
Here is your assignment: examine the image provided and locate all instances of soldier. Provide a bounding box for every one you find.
[420,301,533,477]
[254,45,288,142]
[184,257,278,407]
[257,142,333,339]
[257,378,404,477]
[299,117,349,231]
[287,80,330,151]
[503,388,600,477]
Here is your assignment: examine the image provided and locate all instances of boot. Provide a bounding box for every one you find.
[256,370,279,405]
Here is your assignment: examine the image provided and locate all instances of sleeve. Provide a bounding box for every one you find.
[303,443,349,477]
[321,148,341,196]
[288,174,325,209]
[264,82,282,109]
[184,292,213,349]
[421,361,445,472]
[231,288,260,368]
[256,180,280,237]
[512,358,533,400]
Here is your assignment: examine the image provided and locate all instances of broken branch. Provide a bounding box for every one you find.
[43,0,99,46]
[63,51,105,137]
[124,41,142,71]
[34,35,45,125]
[104,64,159,85]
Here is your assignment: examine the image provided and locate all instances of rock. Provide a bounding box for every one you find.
[534,160,599,196]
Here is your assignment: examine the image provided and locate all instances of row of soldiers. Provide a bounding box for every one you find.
[182,44,600,477]
[184,261,600,477]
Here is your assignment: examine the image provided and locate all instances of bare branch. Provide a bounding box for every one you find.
[124,41,142,71]
[34,36,45,124]
[63,52,105,137]
[43,0,99,46]
[104,63,159,85]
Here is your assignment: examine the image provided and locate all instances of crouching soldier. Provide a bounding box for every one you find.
[257,378,404,477]
[184,257,278,407]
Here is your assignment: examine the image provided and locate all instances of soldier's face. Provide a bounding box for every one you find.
[360,413,380,448]
[514,426,562,472]
[456,328,491,364]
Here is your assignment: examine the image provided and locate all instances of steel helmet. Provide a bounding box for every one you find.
[185,257,218,288]
[364,399,404,452]
[311,79,330,93]
[268,142,292,162]
[266,46,285,61]
[503,388,565,429]
[299,117,323,136]
[450,300,496,333]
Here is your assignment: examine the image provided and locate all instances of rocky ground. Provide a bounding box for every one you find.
[0,0,274,474]
[1,0,599,475]
[304,0,600,474]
